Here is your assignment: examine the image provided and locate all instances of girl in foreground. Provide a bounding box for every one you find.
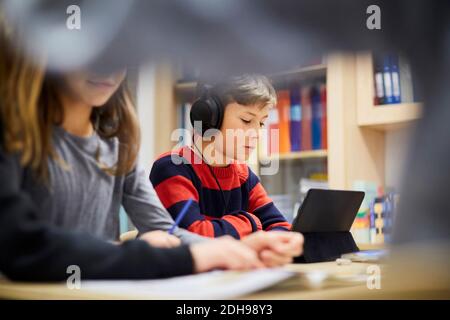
[0,18,302,279]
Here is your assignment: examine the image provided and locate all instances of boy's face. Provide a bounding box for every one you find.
[215,102,269,162]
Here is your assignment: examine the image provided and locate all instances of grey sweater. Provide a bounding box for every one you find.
[18,126,206,243]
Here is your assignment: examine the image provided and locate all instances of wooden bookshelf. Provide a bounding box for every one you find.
[326,53,385,189]
[143,52,421,193]
[356,53,422,131]
[254,64,328,182]
[174,63,327,93]
[269,63,327,80]
[166,54,392,191]
[259,150,328,162]
[358,102,422,130]
[174,81,197,92]
[132,53,421,246]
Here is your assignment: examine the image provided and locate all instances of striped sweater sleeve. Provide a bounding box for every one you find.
[247,168,291,231]
[150,155,262,239]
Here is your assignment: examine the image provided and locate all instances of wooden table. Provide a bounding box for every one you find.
[0,261,381,300]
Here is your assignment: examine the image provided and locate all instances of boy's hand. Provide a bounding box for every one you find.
[242,231,303,267]
[139,230,181,248]
[189,236,265,273]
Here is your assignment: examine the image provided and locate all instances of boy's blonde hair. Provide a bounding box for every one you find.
[211,74,277,108]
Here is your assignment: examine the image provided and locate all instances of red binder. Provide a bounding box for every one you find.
[277,90,291,154]
[301,86,312,151]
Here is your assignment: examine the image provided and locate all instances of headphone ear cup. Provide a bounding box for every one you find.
[190,95,224,136]
[190,99,213,135]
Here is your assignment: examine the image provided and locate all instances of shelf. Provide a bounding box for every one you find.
[169,53,417,194]
[259,150,328,163]
[358,102,422,130]
[269,63,327,80]
[175,81,197,92]
[175,63,327,93]
[356,53,422,131]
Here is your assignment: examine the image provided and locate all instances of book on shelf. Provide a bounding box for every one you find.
[289,83,302,152]
[351,181,380,244]
[390,54,401,104]
[277,90,291,153]
[311,86,323,150]
[320,84,328,149]
[373,55,385,105]
[267,107,280,155]
[373,53,417,106]
[369,192,399,244]
[263,82,327,157]
[300,86,312,151]
[351,180,399,244]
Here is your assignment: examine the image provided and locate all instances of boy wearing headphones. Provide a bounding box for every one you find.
[150,74,294,243]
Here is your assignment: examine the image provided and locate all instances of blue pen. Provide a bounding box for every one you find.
[168,198,194,235]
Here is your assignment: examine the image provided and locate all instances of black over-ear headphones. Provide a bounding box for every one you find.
[190,84,225,136]
[189,84,229,214]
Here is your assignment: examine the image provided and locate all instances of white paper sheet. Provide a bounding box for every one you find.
[81,268,295,299]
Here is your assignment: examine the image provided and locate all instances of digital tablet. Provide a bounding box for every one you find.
[291,189,365,233]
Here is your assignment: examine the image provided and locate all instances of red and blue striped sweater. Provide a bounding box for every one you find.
[150,146,291,239]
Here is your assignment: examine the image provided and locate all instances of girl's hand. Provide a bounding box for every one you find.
[189,236,265,273]
[241,231,304,267]
[139,230,181,248]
